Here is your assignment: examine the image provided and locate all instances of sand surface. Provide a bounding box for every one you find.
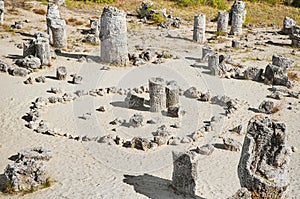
[0,2,299,199]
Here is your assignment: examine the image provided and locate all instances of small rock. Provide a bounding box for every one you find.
[258,100,275,114]
[24,77,33,84]
[195,144,214,155]
[35,76,46,83]
[97,106,105,112]
[72,74,83,84]
[223,137,242,151]
[129,113,144,128]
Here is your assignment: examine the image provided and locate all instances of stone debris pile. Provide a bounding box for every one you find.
[4,147,52,192]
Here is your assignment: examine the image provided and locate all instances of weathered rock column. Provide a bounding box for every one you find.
[291,25,300,48]
[193,14,206,43]
[166,80,179,108]
[202,45,213,62]
[100,6,129,66]
[229,1,246,36]
[208,52,219,76]
[282,16,295,35]
[217,10,229,33]
[49,18,67,48]
[23,39,36,57]
[149,77,166,112]
[35,37,51,66]
[46,4,60,45]
[172,151,200,196]
[238,116,290,198]
[0,0,4,25]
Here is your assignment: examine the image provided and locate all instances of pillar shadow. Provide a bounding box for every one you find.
[265,41,291,47]
[166,34,193,42]
[123,174,205,199]
[6,54,23,60]
[110,101,150,112]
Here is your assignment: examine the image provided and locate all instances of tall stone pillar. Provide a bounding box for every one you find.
[193,14,206,43]
[208,52,219,76]
[166,80,179,108]
[149,77,166,112]
[238,117,290,198]
[46,4,60,45]
[35,37,51,66]
[0,0,4,25]
[229,1,246,36]
[172,151,200,196]
[100,6,129,66]
[49,18,67,48]
[217,10,229,33]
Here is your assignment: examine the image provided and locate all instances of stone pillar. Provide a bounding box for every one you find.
[35,37,51,66]
[193,14,206,43]
[46,4,60,45]
[149,77,166,112]
[23,39,36,57]
[0,0,4,25]
[49,18,67,48]
[166,80,179,108]
[217,10,229,33]
[56,66,67,80]
[208,52,219,76]
[90,18,99,34]
[282,16,295,35]
[272,54,293,72]
[291,25,300,48]
[202,45,213,62]
[100,6,129,66]
[172,151,200,196]
[238,117,290,198]
[229,1,246,36]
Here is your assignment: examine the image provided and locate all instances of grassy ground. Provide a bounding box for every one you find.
[63,0,300,26]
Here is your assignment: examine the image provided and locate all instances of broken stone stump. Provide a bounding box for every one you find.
[282,16,295,35]
[291,25,300,48]
[258,100,275,114]
[131,137,151,151]
[56,66,67,80]
[100,6,129,66]
[202,45,213,62]
[208,52,219,76]
[72,74,83,84]
[46,4,60,45]
[166,80,179,108]
[0,0,4,25]
[195,144,214,155]
[149,77,166,112]
[35,37,51,66]
[193,14,206,43]
[272,54,293,72]
[167,105,180,117]
[230,1,246,36]
[232,40,241,48]
[49,18,67,48]
[129,113,144,127]
[172,151,200,196]
[238,116,290,198]
[90,18,99,34]
[217,10,229,34]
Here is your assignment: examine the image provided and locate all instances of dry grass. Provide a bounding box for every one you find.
[287,71,300,81]
[7,7,19,15]
[33,8,46,15]
[66,18,85,26]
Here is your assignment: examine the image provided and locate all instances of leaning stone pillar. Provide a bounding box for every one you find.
[172,151,200,196]
[166,80,179,108]
[0,0,4,25]
[208,52,219,76]
[193,14,206,43]
[238,116,290,198]
[49,18,67,48]
[229,1,246,36]
[46,4,60,45]
[100,6,129,66]
[217,10,229,34]
[202,45,213,62]
[149,77,166,112]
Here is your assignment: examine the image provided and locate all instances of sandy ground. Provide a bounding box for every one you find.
[0,1,299,199]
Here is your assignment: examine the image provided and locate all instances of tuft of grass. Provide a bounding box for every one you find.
[67,18,84,26]
[287,71,299,81]
[5,182,16,194]
[33,8,46,15]
[42,177,52,188]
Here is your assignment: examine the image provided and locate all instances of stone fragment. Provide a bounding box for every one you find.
[23,39,36,57]
[223,137,242,151]
[172,151,200,196]
[18,147,52,161]
[129,113,144,128]
[0,60,9,72]
[131,137,151,151]
[109,118,125,125]
[193,14,206,43]
[153,125,172,137]
[56,66,67,80]
[238,117,290,198]
[202,45,213,62]
[167,105,180,117]
[166,80,179,108]
[287,90,299,98]
[24,77,33,84]
[154,136,168,146]
[16,55,41,69]
[168,136,181,145]
[125,92,145,109]
[100,6,129,66]
[191,129,204,141]
[181,136,193,143]
[244,67,263,81]
[35,76,46,83]
[267,91,282,100]
[272,54,293,72]
[11,67,28,77]
[149,77,166,112]
[72,74,83,84]
[282,16,295,35]
[198,91,211,101]
[232,40,241,48]
[97,106,106,112]
[230,1,246,35]
[146,117,161,124]
[90,18,99,34]
[97,134,115,145]
[184,87,200,98]
[196,144,214,155]
[217,10,229,33]
[258,100,275,114]
[48,96,58,103]
[230,125,243,134]
[14,21,23,29]
[50,87,62,94]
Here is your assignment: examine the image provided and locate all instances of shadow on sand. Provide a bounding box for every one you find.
[123,174,205,199]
